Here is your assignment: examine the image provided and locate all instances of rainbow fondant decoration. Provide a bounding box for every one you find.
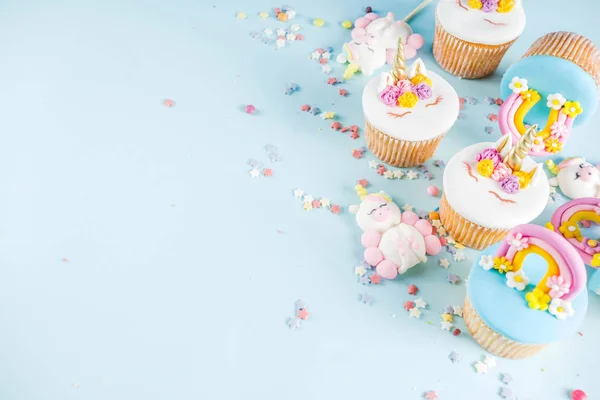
[480,224,587,319]
[498,76,583,156]
[550,197,600,268]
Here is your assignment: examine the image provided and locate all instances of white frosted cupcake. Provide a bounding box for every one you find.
[363,39,459,167]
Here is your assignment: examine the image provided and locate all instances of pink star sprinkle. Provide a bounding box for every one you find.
[439,237,447,246]
[377,165,386,175]
[163,99,175,107]
[327,77,337,85]
[349,125,359,133]
[358,179,369,188]
[330,204,341,214]
[495,98,504,106]
[350,131,359,139]
[331,122,341,130]
[370,274,381,284]
[352,149,364,159]
[274,7,282,13]
[61,257,69,262]
[301,104,311,112]
[263,168,273,177]
[341,126,350,133]
[316,48,324,54]
[424,391,439,400]
[296,34,304,40]
[339,88,348,96]
[312,200,321,208]
[404,301,415,311]
[408,284,418,295]
[297,308,310,320]
[488,113,498,122]
[319,58,328,65]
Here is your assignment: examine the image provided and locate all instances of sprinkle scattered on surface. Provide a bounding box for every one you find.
[474,361,488,374]
[449,351,461,364]
[313,18,325,27]
[424,391,439,400]
[409,307,422,318]
[501,373,512,384]
[359,293,373,305]
[163,98,175,107]
[408,284,418,296]
[404,301,415,311]
[447,273,461,285]
[439,258,450,269]
[414,298,427,309]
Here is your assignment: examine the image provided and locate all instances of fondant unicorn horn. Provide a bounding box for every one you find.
[504,124,538,171]
[355,184,368,200]
[391,37,407,84]
[404,0,433,22]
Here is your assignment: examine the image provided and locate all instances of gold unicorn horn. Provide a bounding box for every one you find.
[391,37,407,84]
[504,124,538,171]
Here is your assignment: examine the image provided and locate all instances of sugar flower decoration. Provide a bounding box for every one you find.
[468,0,483,9]
[506,232,529,251]
[544,137,562,154]
[546,275,570,299]
[508,77,528,94]
[398,91,419,108]
[477,159,495,178]
[550,121,568,139]
[546,93,566,110]
[493,256,513,274]
[497,0,515,12]
[396,80,414,95]
[414,83,432,100]
[479,255,494,271]
[548,298,575,320]
[481,0,499,12]
[563,101,583,118]
[491,163,512,182]
[380,86,402,107]
[500,175,520,194]
[505,270,529,291]
[520,89,541,103]
[531,136,546,153]
[525,288,551,311]
[476,148,501,166]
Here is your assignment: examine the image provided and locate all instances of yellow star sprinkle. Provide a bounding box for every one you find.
[442,313,453,322]
[236,12,247,19]
[322,111,335,120]
[258,11,269,19]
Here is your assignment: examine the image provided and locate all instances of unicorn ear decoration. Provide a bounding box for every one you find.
[407,58,428,81]
[495,134,513,159]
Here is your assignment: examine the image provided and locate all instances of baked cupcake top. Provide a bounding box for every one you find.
[436,0,526,46]
[469,224,588,344]
[362,41,459,141]
[443,131,549,229]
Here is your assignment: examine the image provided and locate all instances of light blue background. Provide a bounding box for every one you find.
[0,0,599,399]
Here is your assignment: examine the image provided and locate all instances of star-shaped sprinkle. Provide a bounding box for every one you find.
[453,251,466,262]
[303,195,314,203]
[301,104,311,112]
[297,309,309,320]
[484,126,494,134]
[286,33,296,41]
[499,387,513,399]
[309,107,320,115]
[457,112,466,120]
[263,168,273,177]
[355,265,367,276]
[330,205,341,214]
[339,88,348,97]
[277,28,286,36]
[485,96,495,104]
[264,144,277,152]
[443,306,454,314]
[264,28,273,35]
[409,307,422,318]
[370,274,381,284]
[424,391,439,400]
[474,362,488,374]
[442,313,453,322]
[408,284,418,295]
[466,96,477,105]
[276,38,286,48]
[321,111,335,120]
[431,219,443,228]
[501,373,512,384]
[439,258,450,269]
[358,179,369,188]
[322,52,331,59]
[368,160,378,168]
[327,77,337,85]
[320,198,331,208]
[441,321,453,331]
[488,113,498,122]
[359,293,373,304]
[236,12,247,19]
[384,170,394,179]
[449,351,461,363]
[286,317,301,329]
[453,306,463,317]
[350,131,359,139]
[377,165,386,175]
[163,98,175,107]
[249,169,260,178]
[248,159,262,168]
[484,355,496,368]
[359,275,370,285]
[393,170,404,179]
[495,98,504,105]
[290,24,301,32]
[406,170,419,180]
[447,273,461,285]
[303,202,312,211]
[415,298,427,309]
[404,301,415,311]
[259,11,269,18]
[322,64,332,74]
[312,200,321,208]
[295,300,306,310]
[433,160,445,167]
[286,10,296,19]
[437,227,447,236]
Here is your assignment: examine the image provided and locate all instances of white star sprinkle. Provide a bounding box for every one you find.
[293,189,304,197]
[431,219,443,228]
[249,169,260,178]
[290,24,301,32]
[437,227,447,236]
[264,28,273,36]
[277,28,286,36]
[409,307,422,318]
[286,33,296,41]
[276,38,285,48]
[474,362,488,374]
[393,170,405,179]
[483,355,496,368]
[355,266,367,276]
[322,64,332,74]
[303,195,314,203]
[384,170,394,179]
[402,204,414,212]
[453,306,463,317]
[406,170,419,180]
[321,52,331,59]
[441,321,453,331]
[453,251,466,262]
[414,298,427,309]
[320,198,331,207]
[439,258,450,269]
[368,161,378,169]
[311,51,321,60]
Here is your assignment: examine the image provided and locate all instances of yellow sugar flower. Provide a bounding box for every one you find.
[520,89,541,103]
[513,170,532,189]
[398,92,419,108]
[477,159,495,178]
[493,256,513,274]
[410,74,432,87]
[525,288,551,311]
[497,0,515,13]
[592,254,600,267]
[559,221,582,240]
[544,137,562,154]
[563,101,583,118]
[468,0,483,9]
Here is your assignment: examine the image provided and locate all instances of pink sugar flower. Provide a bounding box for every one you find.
[550,121,568,139]
[506,232,529,251]
[546,275,570,299]
[491,162,512,182]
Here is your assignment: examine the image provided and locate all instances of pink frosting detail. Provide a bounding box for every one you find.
[495,224,585,301]
[546,275,571,299]
[498,93,518,136]
[506,96,523,145]
[558,110,568,125]
[558,157,584,169]
[491,162,512,182]
[506,232,529,251]
[550,121,568,139]
[396,79,414,94]
[579,165,597,182]
[476,148,501,166]
[380,85,401,106]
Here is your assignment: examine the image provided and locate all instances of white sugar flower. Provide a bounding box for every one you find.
[548,298,575,320]
[479,255,494,271]
[505,270,529,291]
[509,76,528,94]
[547,93,566,110]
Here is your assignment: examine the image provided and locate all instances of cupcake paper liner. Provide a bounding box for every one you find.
[433,17,517,79]
[522,31,600,86]
[464,294,547,359]
[365,118,445,168]
[439,193,508,250]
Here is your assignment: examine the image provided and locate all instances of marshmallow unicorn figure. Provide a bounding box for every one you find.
[547,158,600,199]
[344,12,424,78]
[349,186,442,279]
